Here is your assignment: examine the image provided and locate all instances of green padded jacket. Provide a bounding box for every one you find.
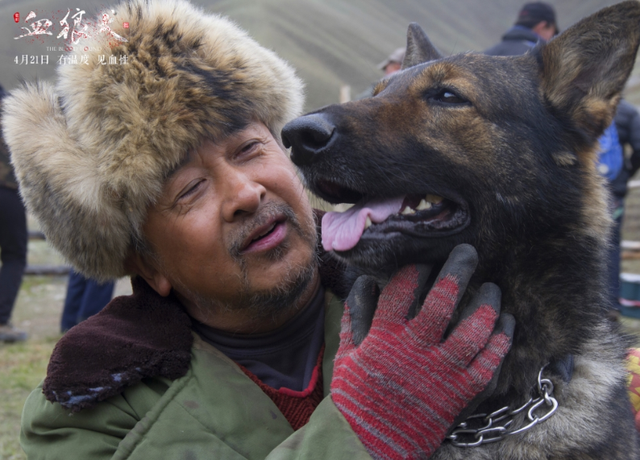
[21,288,372,460]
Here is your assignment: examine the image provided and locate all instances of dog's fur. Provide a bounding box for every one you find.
[283,2,640,458]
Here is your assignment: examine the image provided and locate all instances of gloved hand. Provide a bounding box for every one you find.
[331,244,515,460]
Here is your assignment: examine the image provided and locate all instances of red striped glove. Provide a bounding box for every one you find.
[331,244,514,459]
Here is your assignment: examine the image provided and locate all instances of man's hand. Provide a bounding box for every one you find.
[331,244,515,460]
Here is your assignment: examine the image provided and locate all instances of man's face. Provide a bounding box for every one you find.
[140,122,318,332]
[534,20,557,41]
[384,61,402,76]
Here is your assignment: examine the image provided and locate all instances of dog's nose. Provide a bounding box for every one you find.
[281,114,335,166]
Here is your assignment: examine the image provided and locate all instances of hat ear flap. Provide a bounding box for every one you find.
[401,23,443,70]
[2,82,130,280]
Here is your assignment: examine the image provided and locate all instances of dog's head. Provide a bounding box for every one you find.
[283,2,640,274]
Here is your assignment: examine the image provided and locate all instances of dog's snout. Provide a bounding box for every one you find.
[281,114,335,166]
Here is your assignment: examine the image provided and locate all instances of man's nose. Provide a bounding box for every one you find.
[221,170,266,222]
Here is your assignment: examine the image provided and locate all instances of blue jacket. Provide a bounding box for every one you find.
[597,123,623,182]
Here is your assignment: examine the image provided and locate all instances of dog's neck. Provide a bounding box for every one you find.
[475,221,610,399]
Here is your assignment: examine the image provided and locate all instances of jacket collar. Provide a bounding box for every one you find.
[43,209,348,412]
[502,25,542,44]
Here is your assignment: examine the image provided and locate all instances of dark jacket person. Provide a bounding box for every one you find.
[484,2,558,56]
[0,85,27,343]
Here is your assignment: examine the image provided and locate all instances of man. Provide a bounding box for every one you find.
[0,84,27,343]
[607,100,640,320]
[596,121,624,319]
[484,3,626,321]
[613,100,640,195]
[61,270,115,333]
[484,2,558,56]
[378,47,405,76]
[355,47,405,100]
[4,1,512,458]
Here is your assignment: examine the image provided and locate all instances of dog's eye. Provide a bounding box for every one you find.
[430,89,468,105]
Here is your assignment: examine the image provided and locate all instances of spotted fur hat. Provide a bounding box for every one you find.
[2,0,304,280]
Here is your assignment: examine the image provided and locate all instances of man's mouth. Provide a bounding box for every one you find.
[321,192,469,252]
[253,222,278,241]
[242,216,287,253]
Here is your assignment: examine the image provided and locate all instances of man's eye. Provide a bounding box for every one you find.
[178,179,204,200]
[238,141,261,157]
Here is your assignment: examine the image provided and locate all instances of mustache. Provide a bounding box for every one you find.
[228,201,302,258]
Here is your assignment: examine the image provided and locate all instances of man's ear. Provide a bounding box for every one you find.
[401,23,443,70]
[537,1,640,151]
[124,251,173,297]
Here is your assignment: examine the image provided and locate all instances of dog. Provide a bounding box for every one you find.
[282,2,640,458]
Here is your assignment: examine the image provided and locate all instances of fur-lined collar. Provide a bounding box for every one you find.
[43,218,348,412]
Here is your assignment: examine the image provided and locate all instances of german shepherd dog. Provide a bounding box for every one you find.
[282,2,640,458]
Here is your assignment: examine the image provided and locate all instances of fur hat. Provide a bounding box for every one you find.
[2,0,304,281]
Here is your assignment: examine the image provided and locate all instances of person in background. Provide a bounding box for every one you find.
[595,122,625,319]
[483,3,627,320]
[484,2,558,56]
[377,47,405,77]
[60,270,115,333]
[607,100,640,320]
[355,47,405,100]
[0,84,27,343]
[613,100,640,194]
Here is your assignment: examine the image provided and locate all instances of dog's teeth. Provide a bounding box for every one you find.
[416,199,433,211]
[334,203,355,212]
[426,194,443,204]
[365,216,372,229]
[401,206,416,215]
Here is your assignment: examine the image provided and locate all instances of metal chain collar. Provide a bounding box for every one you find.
[446,366,559,447]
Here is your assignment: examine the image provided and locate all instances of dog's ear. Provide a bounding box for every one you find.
[537,1,640,147]
[401,23,443,69]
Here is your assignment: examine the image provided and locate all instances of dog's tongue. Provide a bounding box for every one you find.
[322,196,404,252]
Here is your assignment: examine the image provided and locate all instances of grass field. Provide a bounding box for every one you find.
[0,275,64,460]
[0,338,56,460]
[0,234,132,459]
